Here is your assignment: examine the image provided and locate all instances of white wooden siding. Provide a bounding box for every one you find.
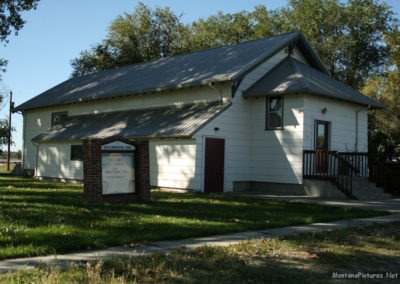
[22,83,231,175]
[194,92,253,192]
[149,139,199,190]
[249,94,305,184]
[23,110,52,170]
[59,82,231,116]
[195,93,305,190]
[22,43,370,191]
[194,51,305,191]
[303,95,368,152]
[36,142,83,180]
[196,91,369,191]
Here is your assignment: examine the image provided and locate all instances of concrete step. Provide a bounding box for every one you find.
[353,187,385,194]
[351,177,393,200]
[352,190,393,200]
[353,184,384,193]
[353,193,393,200]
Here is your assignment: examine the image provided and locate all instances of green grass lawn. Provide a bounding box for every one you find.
[0,172,389,260]
[2,222,399,283]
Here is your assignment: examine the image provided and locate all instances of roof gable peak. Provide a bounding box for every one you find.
[14,31,328,112]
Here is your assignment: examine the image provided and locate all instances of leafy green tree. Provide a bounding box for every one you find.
[0,118,14,150]
[275,0,397,89]
[250,5,282,38]
[276,0,345,74]
[0,0,40,77]
[68,0,400,161]
[72,0,398,89]
[70,44,116,78]
[71,2,186,77]
[187,11,254,49]
[0,1,37,150]
[15,150,22,159]
[363,29,400,158]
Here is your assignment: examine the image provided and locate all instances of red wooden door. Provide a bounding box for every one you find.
[204,138,225,193]
[315,120,329,173]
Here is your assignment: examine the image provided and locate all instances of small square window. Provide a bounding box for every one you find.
[266,96,283,130]
[71,145,83,161]
[51,111,68,127]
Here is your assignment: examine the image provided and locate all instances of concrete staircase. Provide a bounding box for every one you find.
[352,177,393,200]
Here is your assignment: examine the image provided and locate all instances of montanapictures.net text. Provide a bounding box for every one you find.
[332,272,398,280]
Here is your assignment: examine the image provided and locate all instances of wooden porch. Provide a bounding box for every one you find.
[303,150,368,198]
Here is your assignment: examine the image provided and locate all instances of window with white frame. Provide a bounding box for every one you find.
[266,96,283,130]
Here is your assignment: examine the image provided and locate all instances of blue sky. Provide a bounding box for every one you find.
[0,0,399,151]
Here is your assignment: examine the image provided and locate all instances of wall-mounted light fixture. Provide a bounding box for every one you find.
[214,127,220,131]
[321,107,327,114]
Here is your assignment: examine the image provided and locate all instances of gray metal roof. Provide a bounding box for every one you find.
[32,102,230,141]
[15,31,325,112]
[243,57,383,109]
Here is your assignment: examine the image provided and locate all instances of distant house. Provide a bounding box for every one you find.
[14,31,382,195]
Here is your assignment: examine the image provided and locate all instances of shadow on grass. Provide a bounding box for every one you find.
[0,172,390,260]
[0,173,81,190]
[1,224,399,283]
[280,222,400,274]
[101,246,327,283]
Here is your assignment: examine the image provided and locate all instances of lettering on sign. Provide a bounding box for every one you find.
[101,141,135,152]
[102,153,135,195]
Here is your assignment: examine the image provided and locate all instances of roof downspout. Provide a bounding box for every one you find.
[355,105,370,152]
[18,111,27,172]
[32,140,39,178]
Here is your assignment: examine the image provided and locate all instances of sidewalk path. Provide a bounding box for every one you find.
[1,213,400,273]
[230,193,400,214]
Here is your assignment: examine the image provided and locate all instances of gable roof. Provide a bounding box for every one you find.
[243,57,383,109]
[14,31,326,112]
[32,102,230,141]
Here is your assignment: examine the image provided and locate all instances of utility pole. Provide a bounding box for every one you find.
[7,91,13,171]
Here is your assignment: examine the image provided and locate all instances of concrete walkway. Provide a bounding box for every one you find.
[231,193,400,214]
[0,197,399,273]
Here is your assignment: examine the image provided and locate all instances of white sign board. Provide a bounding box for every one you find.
[101,141,136,152]
[102,152,135,195]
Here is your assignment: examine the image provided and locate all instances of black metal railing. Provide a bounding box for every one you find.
[371,161,400,195]
[303,150,360,197]
[337,152,369,177]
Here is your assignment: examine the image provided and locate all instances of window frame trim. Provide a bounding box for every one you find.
[70,144,84,161]
[51,111,68,127]
[265,96,284,131]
